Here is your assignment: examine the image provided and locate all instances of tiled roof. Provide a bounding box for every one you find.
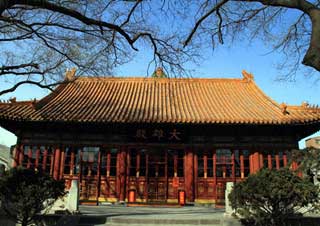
[0,72,319,125]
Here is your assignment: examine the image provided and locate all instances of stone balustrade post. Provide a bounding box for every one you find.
[224,182,234,216]
[67,179,79,213]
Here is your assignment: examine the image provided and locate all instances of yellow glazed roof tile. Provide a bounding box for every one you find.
[0,74,319,125]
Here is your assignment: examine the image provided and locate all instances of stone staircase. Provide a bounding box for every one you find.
[51,206,241,226]
[51,209,320,226]
[73,214,240,226]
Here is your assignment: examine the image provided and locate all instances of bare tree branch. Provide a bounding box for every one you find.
[183,0,229,47]
[1,0,137,48]
[0,0,319,97]
[121,0,142,26]
[183,0,320,73]
[1,63,39,72]
[0,80,58,96]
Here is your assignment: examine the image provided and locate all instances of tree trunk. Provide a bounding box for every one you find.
[303,9,320,71]
[21,220,28,226]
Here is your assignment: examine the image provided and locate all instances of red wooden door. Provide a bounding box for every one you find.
[147,151,168,202]
[79,147,100,204]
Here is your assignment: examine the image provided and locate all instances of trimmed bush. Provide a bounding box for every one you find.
[0,167,66,226]
[229,168,319,226]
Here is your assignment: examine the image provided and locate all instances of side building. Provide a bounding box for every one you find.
[0,144,11,170]
[306,136,320,149]
[0,70,319,205]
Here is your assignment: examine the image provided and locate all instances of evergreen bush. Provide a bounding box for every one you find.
[0,167,66,226]
[229,168,319,226]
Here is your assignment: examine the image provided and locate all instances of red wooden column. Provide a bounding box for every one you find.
[291,161,299,171]
[106,151,111,177]
[19,145,24,166]
[240,151,244,179]
[50,150,55,176]
[259,153,264,169]
[249,153,252,173]
[213,150,216,183]
[174,154,178,177]
[283,151,288,167]
[35,147,40,169]
[27,147,33,168]
[42,148,48,171]
[185,148,194,202]
[79,149,83,183]
[267,154,272,169]
[53,147,61,180]
[126,150,130,199]
[193,151,198,200]
[117,146,127,201]
[136,152,140,178]
[275,153,280,169]
[291,160,302,177]
[231,151,235,181]
[70,148,75,175]
[13,145,22,167]
[203,153,208,179]
[213,150,217,200]
[116,151,120,198]
[59,147,65,179]
[145,153,149,199]
[96,150,102,201]
[250,151,261,174]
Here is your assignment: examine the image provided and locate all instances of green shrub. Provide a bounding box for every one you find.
[292,147,320,181]
[0,167,66,226]
[229,168,319,226]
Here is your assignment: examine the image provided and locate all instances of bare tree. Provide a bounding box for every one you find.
[0,0,319,96]
[181,0,320,79]
[0,0,196,96]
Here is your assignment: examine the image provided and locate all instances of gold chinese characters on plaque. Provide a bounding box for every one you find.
[135,128,182,141]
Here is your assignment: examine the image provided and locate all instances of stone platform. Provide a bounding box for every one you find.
[71,206,240,226]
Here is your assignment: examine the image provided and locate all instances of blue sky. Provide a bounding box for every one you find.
[0,36,319,148]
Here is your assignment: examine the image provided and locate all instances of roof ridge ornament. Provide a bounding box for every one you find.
[9,97,16,103]
[280,102,288,115]
[152,67,167,78]
[301,101,309,108]
[242,70,254,82]
[301,102,320,112]
[65,68,77,81]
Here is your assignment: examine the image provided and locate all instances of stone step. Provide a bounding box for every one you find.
[105,224,220,226]
[76,219,241,226]
[107,218,221,225]
[75,206,238,226]
[77,216,241,226]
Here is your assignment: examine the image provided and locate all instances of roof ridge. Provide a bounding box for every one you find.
[0,99,35,106]
[247,79,283,112]
[288,104,320,113]
[34,83,69,110]
[75,76,246,83]
[0,71,319,125]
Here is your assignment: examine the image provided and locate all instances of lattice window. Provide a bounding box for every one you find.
[110,148,117,176]
[197,150,204,177]
[129,149,137,177]
[242,150,250,177]
[177,151,184,177]
[140,150,146,176]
